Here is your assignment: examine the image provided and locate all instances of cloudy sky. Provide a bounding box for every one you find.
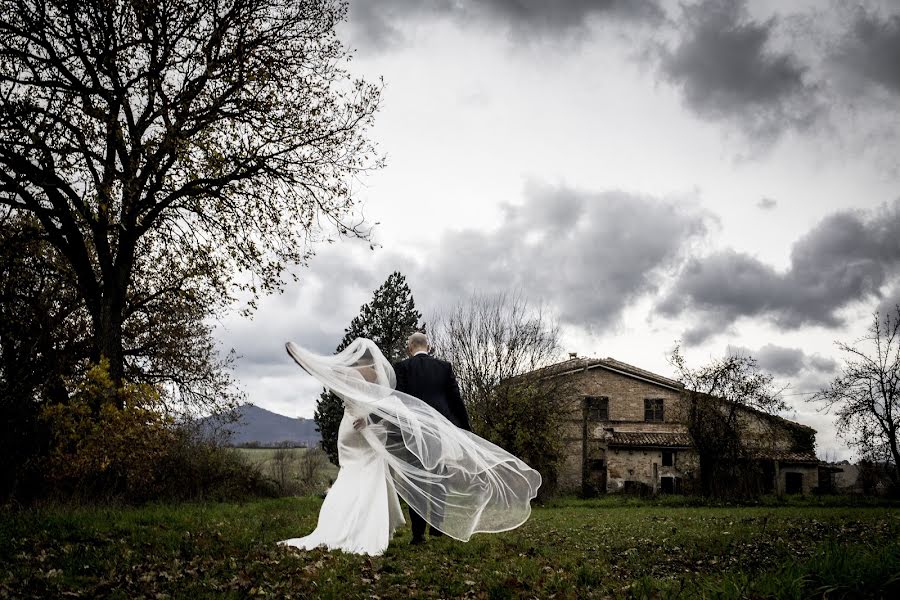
[215,0,900,461]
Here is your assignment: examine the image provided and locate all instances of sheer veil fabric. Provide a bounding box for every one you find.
[283,338,542,546]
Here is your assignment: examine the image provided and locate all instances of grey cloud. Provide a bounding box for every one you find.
[472,0,665,30]
[876,284,900,318]
[682,321,726,347]
[418,183,710,331]
[808,354,838,373]
[726,343,836,377]
[757,197,777,210]
[659,0,820,141]
[831,8,900,96]
[728,343,805,376]
[660,199,900,344]
[345,0,665,51]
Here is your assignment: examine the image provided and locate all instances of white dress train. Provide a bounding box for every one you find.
[279,411,405,555]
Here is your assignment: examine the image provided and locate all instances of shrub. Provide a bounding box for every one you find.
[38,360,274,503]
[155,428,276,502]
[39,360,176,501]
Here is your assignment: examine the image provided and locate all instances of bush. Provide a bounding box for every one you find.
[477,382,565,499]
[264,445,329,496]
[155,429,277,502]
[37,360,274,503]
[39,360,176,501]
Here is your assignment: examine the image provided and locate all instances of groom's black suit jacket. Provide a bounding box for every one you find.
[393,353,471,431]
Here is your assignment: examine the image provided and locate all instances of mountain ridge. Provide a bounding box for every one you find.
[200,403,321,447]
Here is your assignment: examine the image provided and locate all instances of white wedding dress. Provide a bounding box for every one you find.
[278,338,541,556]
[279,410,406,555]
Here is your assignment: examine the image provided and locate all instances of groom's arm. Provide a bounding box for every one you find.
[446,364,471,431]
[393,360,409,395]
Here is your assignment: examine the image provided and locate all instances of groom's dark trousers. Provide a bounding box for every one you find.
[392,352,471,541]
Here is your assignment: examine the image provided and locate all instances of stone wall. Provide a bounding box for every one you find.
[606,448,699,493]
[547,361,817,495]
[553,365,688,494]
[776,464,819,495]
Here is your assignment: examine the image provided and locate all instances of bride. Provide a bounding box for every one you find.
[278,337,542,556]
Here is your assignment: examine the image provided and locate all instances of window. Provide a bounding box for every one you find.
[785,472,803,495]
[662,449,675,467]
[660,476,681,494]
[644,398,664,422]
[585,396,609,421]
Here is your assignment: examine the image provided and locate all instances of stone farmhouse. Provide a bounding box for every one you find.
[513,354,819,496]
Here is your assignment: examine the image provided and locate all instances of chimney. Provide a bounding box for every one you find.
[568,352,577,359]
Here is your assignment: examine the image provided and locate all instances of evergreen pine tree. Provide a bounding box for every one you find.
[314,271,424,465]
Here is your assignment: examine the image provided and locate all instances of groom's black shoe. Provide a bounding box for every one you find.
[410,536,425,546]
[429,527,444,538]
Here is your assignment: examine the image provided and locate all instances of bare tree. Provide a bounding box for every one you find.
[430,291,561,431]
[0,0,381,393]
[669,345,792,497]
[296,447,327,494]
[269,443,296,495]
[430,292,564,494]
[814,307,900,489]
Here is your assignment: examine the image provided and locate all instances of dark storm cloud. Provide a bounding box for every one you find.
[472,0,665,30]
[726,343,836,377]
[660,199,900,344]
[417,183,710,331]
[831,8,900,96]
[658,0,820,141]
[876,285,900,318]
[346,0,664,50]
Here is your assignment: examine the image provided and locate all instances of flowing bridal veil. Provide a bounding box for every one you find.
[285,338,542,543]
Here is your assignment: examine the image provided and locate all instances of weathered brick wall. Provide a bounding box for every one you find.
[546,363,816,495]
[553,367,687,493]
[606,448,699,492]
[778,465,818,494]
[559,367,684,422]
[558,442,583,491]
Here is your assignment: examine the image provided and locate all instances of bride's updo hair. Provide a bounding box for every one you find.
[357,365,378,383]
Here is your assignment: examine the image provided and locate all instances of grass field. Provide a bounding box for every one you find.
[2,496,898,599]
[233,448,338,495]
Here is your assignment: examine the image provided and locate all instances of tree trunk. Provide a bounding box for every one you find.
[91,250,133,409]
[890,433,900,492]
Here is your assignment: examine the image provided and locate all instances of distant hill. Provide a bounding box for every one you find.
[199,404,321,447]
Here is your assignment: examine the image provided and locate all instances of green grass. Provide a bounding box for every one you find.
[233,447,338,495]
[2,496,898,599]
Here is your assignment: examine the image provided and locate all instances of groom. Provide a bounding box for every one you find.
[393,331,471,544]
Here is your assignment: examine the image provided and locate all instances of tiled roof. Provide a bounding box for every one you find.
[608,431,694,448]
[608,433,819,463]
[506,356,683,390]
[600,358,683,389]
[749,449,819,463]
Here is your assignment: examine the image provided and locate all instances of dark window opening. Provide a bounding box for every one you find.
[585,396,609,421]
[644,398,664,422]
[588,459,605,473]
[662,449,674,467]
[660,476,681,494]
[785,472,803,495]
[583,459,607,498]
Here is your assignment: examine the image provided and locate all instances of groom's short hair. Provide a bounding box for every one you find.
[407,332,428,351]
